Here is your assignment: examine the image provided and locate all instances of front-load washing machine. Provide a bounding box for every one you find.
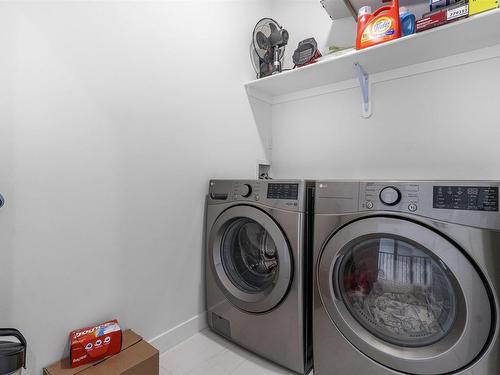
[206,180,314,374]
[313,180,500,375]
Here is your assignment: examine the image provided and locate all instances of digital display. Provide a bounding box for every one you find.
[433,186,499,211]
[267,183,299,200]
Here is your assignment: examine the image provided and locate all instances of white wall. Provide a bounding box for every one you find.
[269,1,500,180]
[0,1,270,373]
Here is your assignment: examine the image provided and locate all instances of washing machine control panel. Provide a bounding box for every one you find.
[361,182,421,213]
[233,181,262,201]
[240,184,253,198]
[267,183,300,200]
[208,180,305,211]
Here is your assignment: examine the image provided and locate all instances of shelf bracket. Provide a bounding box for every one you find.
[354,62,372,118]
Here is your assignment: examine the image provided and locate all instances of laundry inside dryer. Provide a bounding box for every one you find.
[338,236,457,347]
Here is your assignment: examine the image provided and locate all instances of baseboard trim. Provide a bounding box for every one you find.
[148,312,208,354]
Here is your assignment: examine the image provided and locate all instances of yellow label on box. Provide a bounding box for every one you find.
[469,0,498,15]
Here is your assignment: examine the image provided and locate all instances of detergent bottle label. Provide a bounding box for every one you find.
[361,16,397,44]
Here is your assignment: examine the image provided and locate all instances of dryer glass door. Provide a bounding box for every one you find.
[337,236,457,347]
[209,206,293,313]
[317,217,492,375]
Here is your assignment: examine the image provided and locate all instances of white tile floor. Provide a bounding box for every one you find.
[159,329,299,375]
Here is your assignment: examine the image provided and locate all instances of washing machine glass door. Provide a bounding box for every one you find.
[317,216,492,375]
[209,206,293,313]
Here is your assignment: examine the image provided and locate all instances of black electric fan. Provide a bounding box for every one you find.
[252,18,289,78]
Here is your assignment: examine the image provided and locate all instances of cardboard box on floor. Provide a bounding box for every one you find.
[44,330,159,375]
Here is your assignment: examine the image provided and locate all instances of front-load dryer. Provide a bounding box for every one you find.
[206,180,314,374]
[313,180,500,375]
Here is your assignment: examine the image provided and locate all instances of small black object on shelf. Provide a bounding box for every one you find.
[293,38,322,67]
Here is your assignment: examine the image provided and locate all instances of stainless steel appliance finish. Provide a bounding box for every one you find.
[206,180,313,374]
[313,180,500,375]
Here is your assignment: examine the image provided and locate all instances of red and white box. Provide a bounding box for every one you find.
[416,1,469,32]
[70,320,122,368]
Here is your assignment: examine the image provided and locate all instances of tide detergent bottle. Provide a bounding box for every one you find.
[356,0,401,50]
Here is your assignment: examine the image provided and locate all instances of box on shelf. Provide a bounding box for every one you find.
[430,0,463,12]
[44,330,159,375]
[469,0,498,15]
[416,1,469,32]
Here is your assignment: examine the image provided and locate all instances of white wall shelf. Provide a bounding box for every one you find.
[245,8,500,105]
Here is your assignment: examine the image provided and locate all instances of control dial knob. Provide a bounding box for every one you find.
[241,184,253,198]
[379,187,402,206]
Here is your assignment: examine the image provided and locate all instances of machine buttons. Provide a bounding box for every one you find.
[255,195,260,201]
[366,201,374,209]
[380,187,402,206]
[241,184,253,198]
[267,183,299,200]
[408,203,418,212]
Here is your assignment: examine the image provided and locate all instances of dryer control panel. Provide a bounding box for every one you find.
[315,180,500,230]
[361,182,421,213]
[359,182,500,215]
[433,186,498,212]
